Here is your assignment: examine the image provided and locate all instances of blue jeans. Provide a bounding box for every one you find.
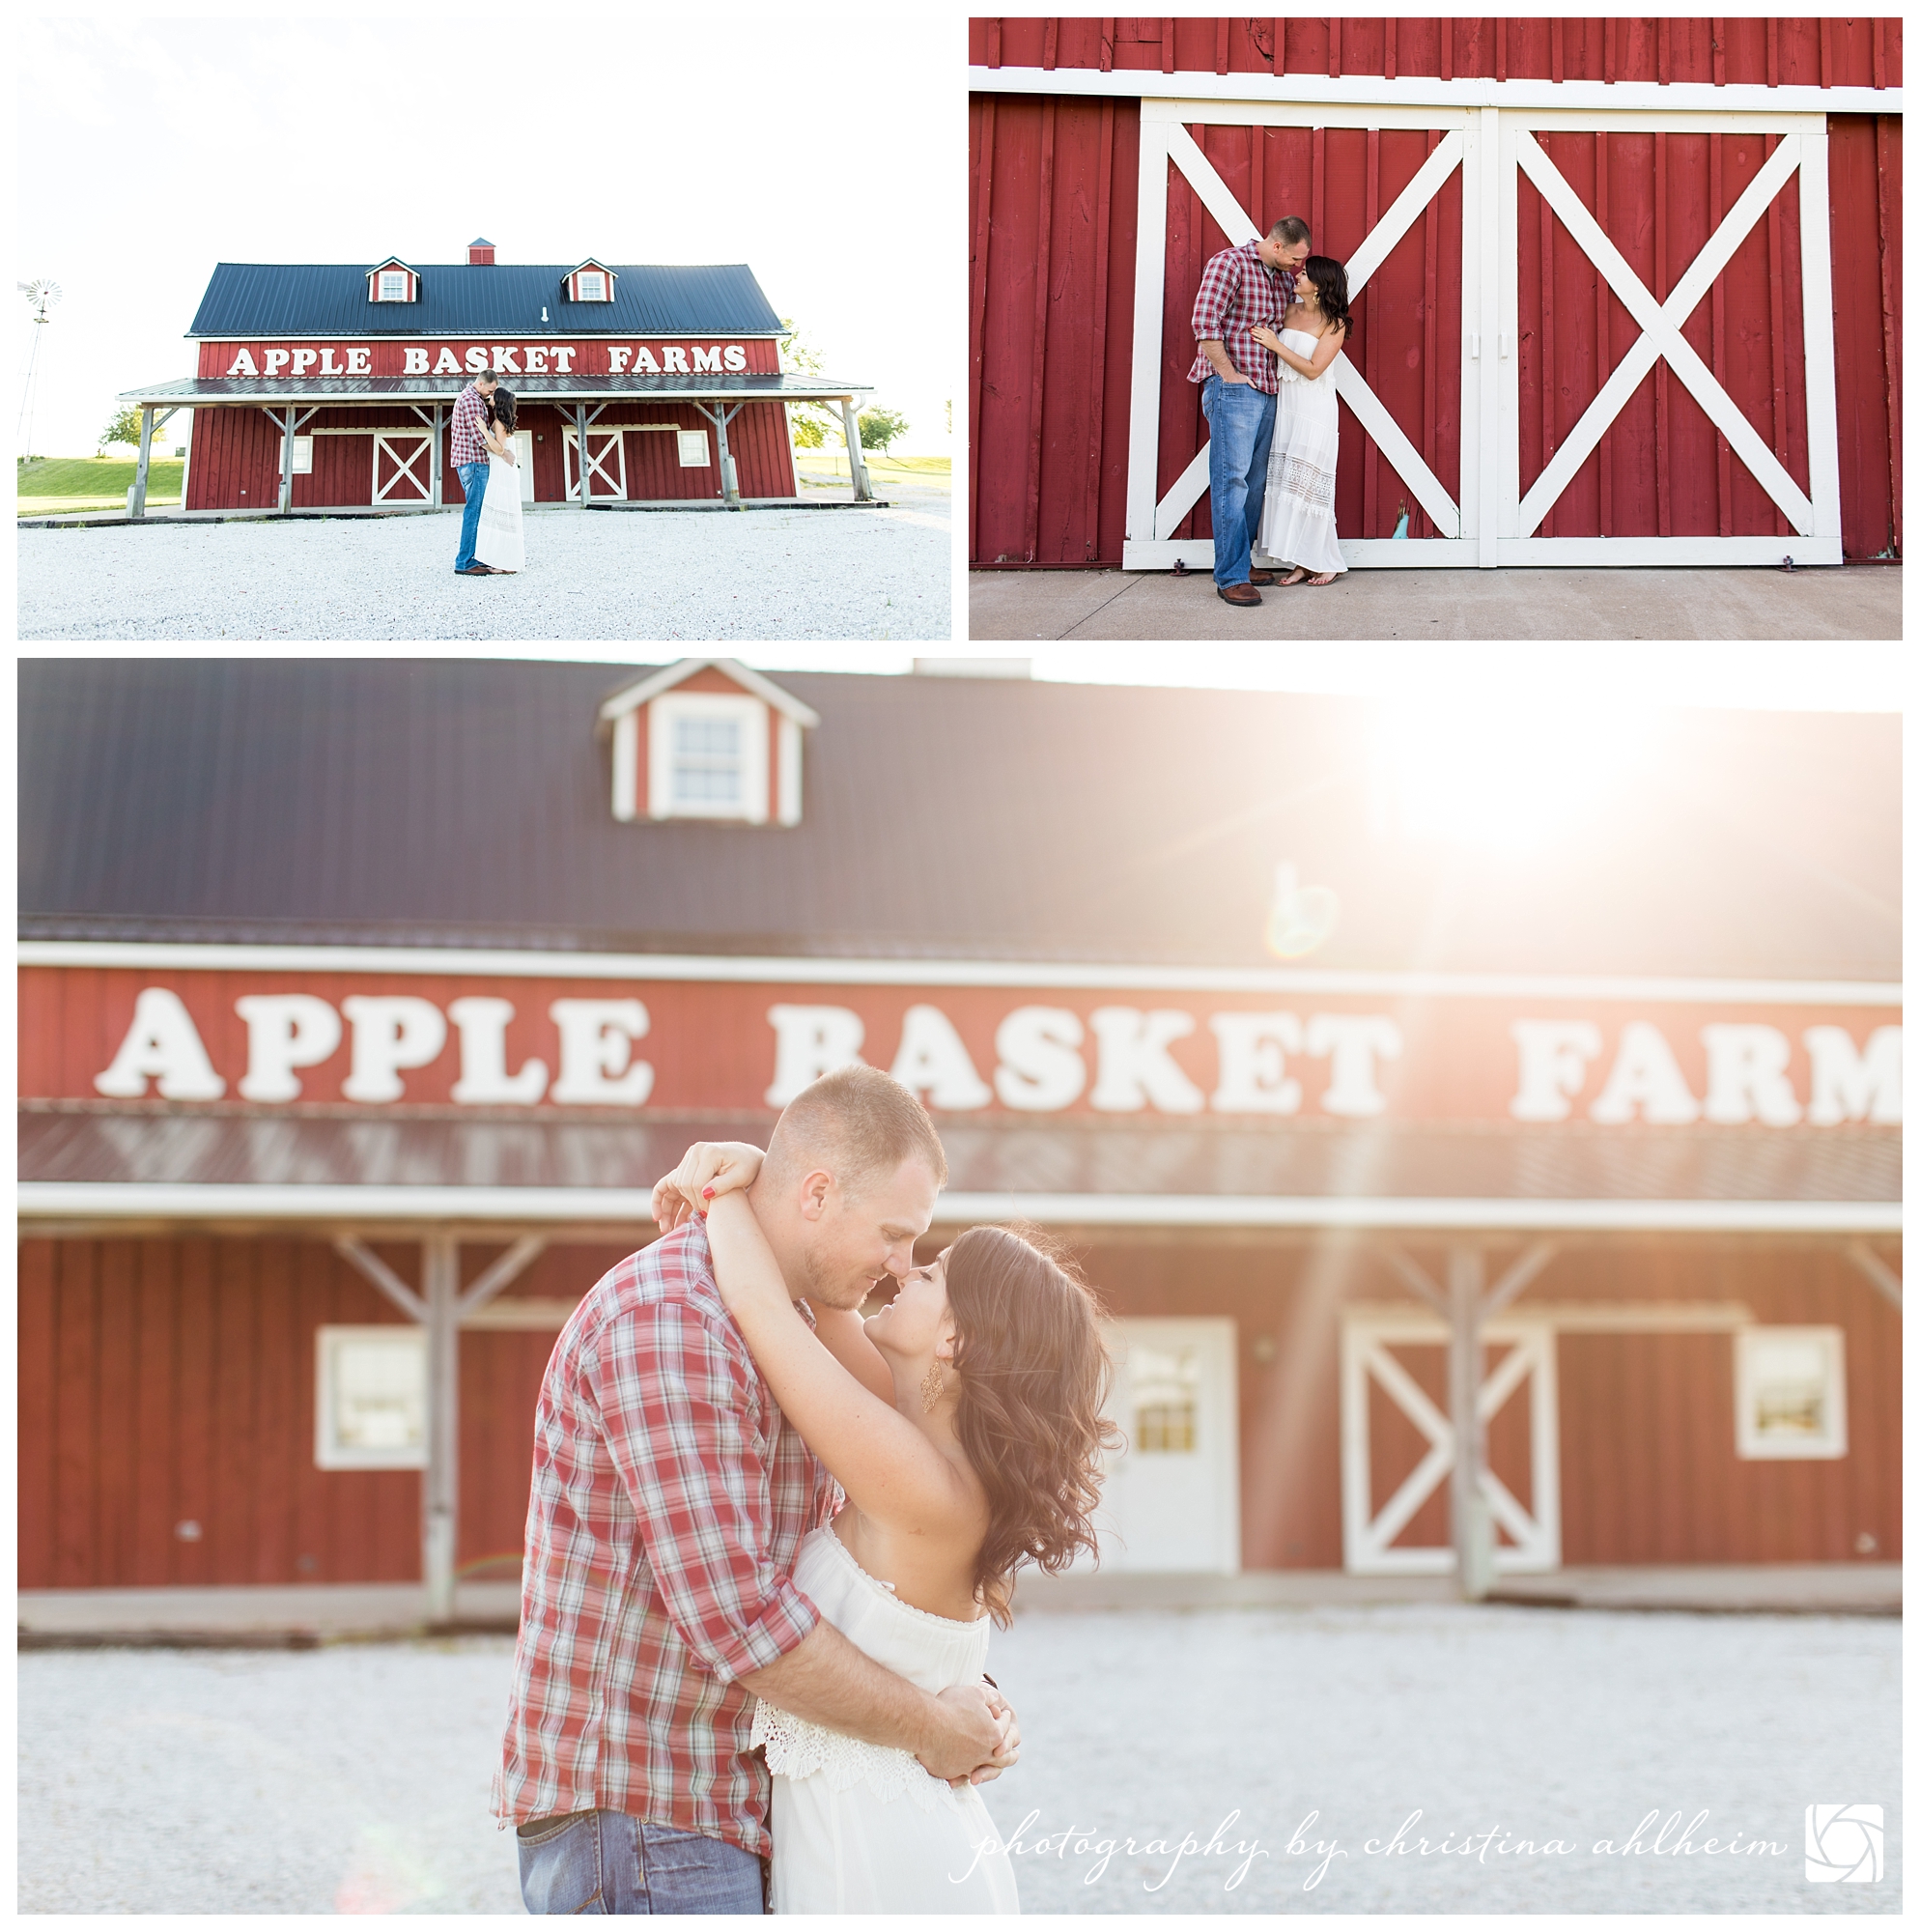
[1200,375,1277,586]
[517,1810,764,1915]
[455,461,489,570]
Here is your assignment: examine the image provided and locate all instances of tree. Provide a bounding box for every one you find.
[99,404,148,452]
[778,317,836,452]
[857,407,908,453]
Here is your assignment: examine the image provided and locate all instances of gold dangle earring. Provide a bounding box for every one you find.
[918,1361,946,1412]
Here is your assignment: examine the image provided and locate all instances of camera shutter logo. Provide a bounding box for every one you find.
[1805,1804,1882,1883]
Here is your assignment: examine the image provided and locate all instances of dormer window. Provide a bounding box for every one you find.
[565,260,617,303]
[598,656,820,828]
[366,258,418,303]
[655,696,764,817]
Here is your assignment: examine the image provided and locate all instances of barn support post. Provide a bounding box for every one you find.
[839,398,872,501]
[422,1235,462,1624]
[130,406,156,518]
[279,405,297,514]
[574,403,590,508]
[1448,1244,1495,1601]
[716,404,741,507]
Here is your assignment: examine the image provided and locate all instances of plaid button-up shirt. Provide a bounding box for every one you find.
[450,382,492,467]
[1188,241,1295,394]
[494,1217,835,1861]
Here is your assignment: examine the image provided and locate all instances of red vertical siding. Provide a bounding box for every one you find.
[969,15,1903,563]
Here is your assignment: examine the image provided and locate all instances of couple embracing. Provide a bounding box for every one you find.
[451,369,525,577]
[1193,214,1350,606]
[495,1065,1115,1913]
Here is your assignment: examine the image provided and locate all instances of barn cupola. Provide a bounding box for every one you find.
[365,256,419,303]
[597,658,820,828]
[466,237,495,266]
[564,258,618,303]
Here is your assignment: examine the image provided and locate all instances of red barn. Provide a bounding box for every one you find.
[16,662,1901,1617]
[969,16,1902,569]
[117,239,876,516]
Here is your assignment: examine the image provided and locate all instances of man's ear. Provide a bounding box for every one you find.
[796,1169,834,1222]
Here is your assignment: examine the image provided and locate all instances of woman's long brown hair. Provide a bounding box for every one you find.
[942,1224,1119,1625]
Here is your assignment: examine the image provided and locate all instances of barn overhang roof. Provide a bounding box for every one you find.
[18,1108,1901,1236]
[118,374,873,408]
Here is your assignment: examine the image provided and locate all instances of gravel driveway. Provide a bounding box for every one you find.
[16,502,949,641]
[18,1606,1899,1914]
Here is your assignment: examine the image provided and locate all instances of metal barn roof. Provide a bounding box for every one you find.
[186,262,786,338]
[14,661,1902,981]
[17,1110,1899,1230]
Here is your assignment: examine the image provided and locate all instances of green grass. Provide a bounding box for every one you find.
[18,456,184,515]
[794,451,950,486]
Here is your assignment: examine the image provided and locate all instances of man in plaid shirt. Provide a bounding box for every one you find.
[1189,214,1313,606]
[451,369,501,576]
[497,1066,1014,1914]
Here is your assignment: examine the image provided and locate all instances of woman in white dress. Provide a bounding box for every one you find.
[654,1141,1117,1916]
[1251,254,1351,584]
[474,385,524,574]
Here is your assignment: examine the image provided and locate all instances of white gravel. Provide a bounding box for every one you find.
[16,501,950,641]
[18,1607,1900,1915]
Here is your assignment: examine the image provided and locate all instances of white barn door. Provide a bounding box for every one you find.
[1340,1309,1561,1575]
[1122,95,1844,571]
[1126,96,1482,572]
[1493,105,1842,565]
[1084,1318,1240,1574]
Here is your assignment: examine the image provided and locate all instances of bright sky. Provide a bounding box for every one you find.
[14,7,963,459]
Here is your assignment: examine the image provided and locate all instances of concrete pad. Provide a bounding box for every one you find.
[18,1580,522,1646]
[970,564,1902,640]
[1012,1562,1899,1616]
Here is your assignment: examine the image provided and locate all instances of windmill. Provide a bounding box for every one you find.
[17,278,63,462]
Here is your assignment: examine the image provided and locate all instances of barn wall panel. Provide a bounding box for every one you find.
[969,17,1902,564]
[16,1237,620,1592]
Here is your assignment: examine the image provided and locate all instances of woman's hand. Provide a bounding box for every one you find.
[1250,323,1284,352]
[651,1141,766,1234]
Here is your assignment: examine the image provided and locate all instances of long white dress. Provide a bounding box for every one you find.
[752,1525,1020,1915]
[1256,326,1346,577]
[474,447,524,572]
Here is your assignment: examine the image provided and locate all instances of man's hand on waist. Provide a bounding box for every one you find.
[916,1680,1019,1786]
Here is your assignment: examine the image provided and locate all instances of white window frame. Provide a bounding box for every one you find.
[677,429,712,468]
[1079,81,1853,570]
[647,691,770,824]
[1735,1324,1848,1460]
[377,269,409,302]
[277,435,313,475]
[314,1323,426,1470]
[577,269,608,301]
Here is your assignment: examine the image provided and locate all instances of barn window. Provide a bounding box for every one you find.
[1734,1326,1847,1460]
[315,1325,427,1468]
[577,270,607,300]
[377,269,409,301]
[1129,1343,1200,1453]
[677,430,710,468]
[646,691,770,823]
[277,435,313,474]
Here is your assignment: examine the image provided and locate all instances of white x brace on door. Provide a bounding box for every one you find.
[1340,1309,1561,1574]
[563,427,627,500]
[1124,97,1844,570]
[373,432,432,503]
[1493,105,1841,565]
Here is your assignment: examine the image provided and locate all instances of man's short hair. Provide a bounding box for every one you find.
[765,1064,948,1196]
[477,368,499,382]
[1269,216,1312,247]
